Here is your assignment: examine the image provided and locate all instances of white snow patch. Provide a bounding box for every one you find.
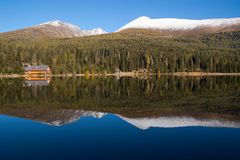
[118,16,240,31]
[82,28,107,36]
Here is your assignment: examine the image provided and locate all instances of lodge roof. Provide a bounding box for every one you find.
[25,65,49,71]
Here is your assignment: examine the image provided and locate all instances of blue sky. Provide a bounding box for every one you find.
[0,0,240,32]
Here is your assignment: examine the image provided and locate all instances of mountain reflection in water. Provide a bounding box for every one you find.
[1,109,240,129]
[0,76,240,160]
[0,76,240,129]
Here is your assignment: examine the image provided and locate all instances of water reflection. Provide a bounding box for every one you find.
[119,115,240,129]
[1,109,240,129]
[0,76,240,160]
[0,76,240,129]
[24,77,51,87]
[38,110,106,126]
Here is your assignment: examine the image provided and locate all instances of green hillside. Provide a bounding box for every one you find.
[0,30,240,74]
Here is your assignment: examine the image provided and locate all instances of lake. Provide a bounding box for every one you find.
[0,76,240,160]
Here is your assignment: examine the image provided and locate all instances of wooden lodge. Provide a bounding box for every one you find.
[24,65,51,75]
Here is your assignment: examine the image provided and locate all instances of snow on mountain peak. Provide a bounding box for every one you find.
[40,20,82,31]
[41,20,66,27]
[89,28,108,34]
[135,16,151,20]
[38,20,107,37]
[118,16,240,31]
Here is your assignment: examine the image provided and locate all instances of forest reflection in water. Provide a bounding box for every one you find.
[0,75,240,128]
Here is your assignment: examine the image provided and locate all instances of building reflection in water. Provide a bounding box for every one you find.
[24,77,51,87]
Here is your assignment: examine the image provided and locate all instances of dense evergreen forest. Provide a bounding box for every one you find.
[0,30,240,74]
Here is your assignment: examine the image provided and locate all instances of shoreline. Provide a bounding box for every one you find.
[1,72,240,78]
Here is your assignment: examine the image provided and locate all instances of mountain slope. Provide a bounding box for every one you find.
[118,17,240,36]
[1,17,240,39]
[0,20,107,39]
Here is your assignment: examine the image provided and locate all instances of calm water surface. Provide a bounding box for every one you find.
[0,76,240,160]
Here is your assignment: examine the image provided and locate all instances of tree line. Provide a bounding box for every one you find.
[0,30,240,74]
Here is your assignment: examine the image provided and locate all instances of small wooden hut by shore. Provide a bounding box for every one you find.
[24,65,51,75]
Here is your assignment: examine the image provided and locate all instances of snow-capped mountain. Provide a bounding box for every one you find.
[118,16,240,31]
[82,28,107,36]
[39,20,107,37]
[0,20,107,39]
